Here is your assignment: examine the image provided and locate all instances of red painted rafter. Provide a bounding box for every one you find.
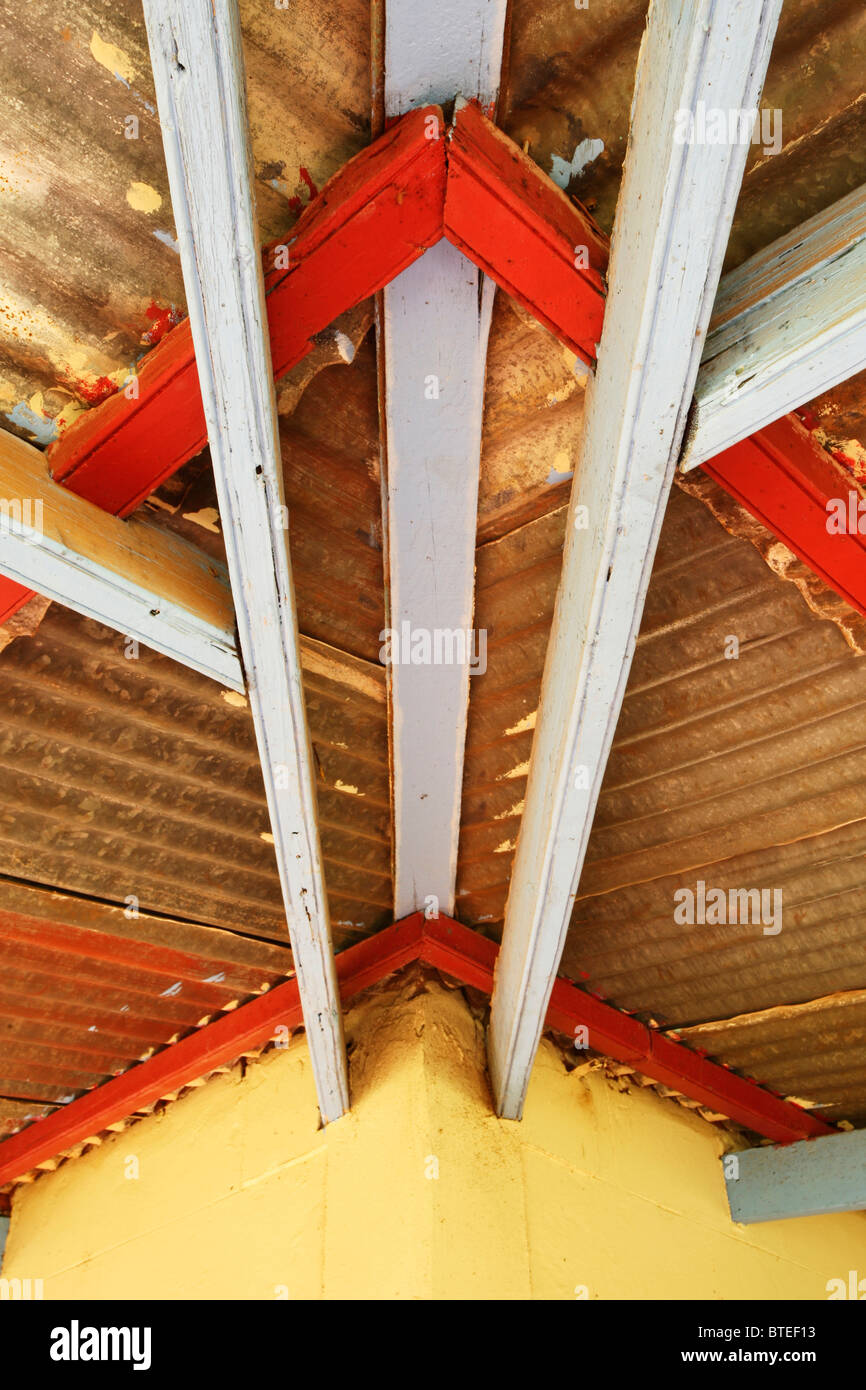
[702,414,866,618]
[0,105,447,624]
[0,102,604,624]
[445,98,608,364]
[0,912,833,1184]
[2,101,857,628]
[52,105,447,516]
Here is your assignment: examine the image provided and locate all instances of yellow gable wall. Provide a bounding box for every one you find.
[4,972,866,1300]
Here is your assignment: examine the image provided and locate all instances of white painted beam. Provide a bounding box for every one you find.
[0,428,242,690]
[143,0,348,1121]
[382,0,507,920]
[682,182,866,469]
[725,1127,866,1225]
[488,0,783,1118]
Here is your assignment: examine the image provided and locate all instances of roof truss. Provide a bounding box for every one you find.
[0,0,863,1150]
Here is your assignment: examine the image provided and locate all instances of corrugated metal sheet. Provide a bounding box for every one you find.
[0,604,391,944]
[503,0,866,269]
[0,0,865,1135]
[457,486,866,1120]
[144,332,385,665]
[674,992,866,1126]
[0,0,369,435]
[0,876,293,1136]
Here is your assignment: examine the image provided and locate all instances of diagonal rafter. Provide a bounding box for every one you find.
[3,87,864,645]
[141,0,348,1121]
[488,0,785,1119]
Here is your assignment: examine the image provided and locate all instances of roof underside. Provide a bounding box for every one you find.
[1,0,865,1155]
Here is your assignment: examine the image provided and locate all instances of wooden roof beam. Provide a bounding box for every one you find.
[682,183,866,470]
[380,0,508,920]
[702,414,866,618]
[0,428,241,688]
[142,0,348,1122]
[724,1128,866,1224]
[487,0,784,1119]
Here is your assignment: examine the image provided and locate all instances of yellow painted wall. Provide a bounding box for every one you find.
[4,970,866,1299]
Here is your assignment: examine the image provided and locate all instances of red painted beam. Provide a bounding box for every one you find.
[1,102,862,636]
[702,414,866,618]
[445,99,608,366]
[0,912,832,1185]
[0,106,447,625]
[47,104,446,518]
[422,918,832,1143]
[0,577,35,626]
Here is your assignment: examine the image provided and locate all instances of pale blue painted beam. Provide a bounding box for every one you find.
[0,1215,9,1268]
[725,1127,866,1224]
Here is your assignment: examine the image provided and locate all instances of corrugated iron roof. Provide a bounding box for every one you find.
[0,0,370,435]
[0,875,293,1136]
[1,0,865,1140]
[458,485,866,1119]
[675,991,866,1126]
[0,603,391,943]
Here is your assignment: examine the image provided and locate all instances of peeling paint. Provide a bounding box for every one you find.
[505,711,536,736]
[153,228,181,256]
[221,690,249,709]
[545,465,573,485]
[499,760,531,781]
[334,331,355,363]
[89,31,136,86]
[126,181,163,215]
[334,780,363,796]
[550,138,605,189]
[182,507,221,534]
[260,831,275,844]
[142,302,181,345]
[5,400,58,444]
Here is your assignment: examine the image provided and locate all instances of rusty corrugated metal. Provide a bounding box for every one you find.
[0,0,369,438]
[503,0,866,268]
[457,485,866,1120]
[0,604,391,943]
[674,992,866,1126]
[0,0,865,1136]
[144,333,385,664]
[0,875,295,1136]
